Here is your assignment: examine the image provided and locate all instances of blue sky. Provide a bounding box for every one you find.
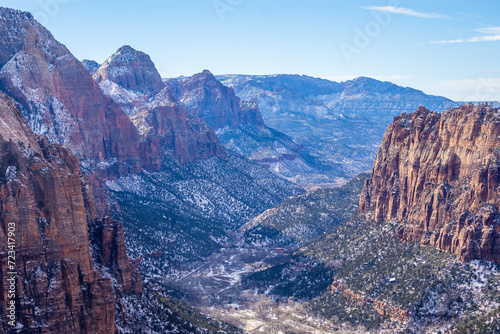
[2,0,500,101]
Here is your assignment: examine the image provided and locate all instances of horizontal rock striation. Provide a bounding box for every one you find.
[135,100,226,167]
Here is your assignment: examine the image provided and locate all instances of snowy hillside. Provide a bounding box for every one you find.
[218,74,460,182]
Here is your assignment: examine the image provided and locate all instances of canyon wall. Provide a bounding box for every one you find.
[359,104,500,262]
[0,93,140,332]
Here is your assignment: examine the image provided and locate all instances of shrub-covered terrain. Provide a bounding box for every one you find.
[242,174,369,247]
[116,284,243,333]
[109,152,303,269]
[245,215,500,333]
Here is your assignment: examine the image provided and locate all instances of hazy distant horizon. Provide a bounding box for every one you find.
[2,0,499,101]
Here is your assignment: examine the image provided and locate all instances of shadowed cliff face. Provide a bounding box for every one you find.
[93,48,229,167]
[0,93,141,333]
[0,9,230,217]
[134,100,227,167]
[359,104,500,262]
[0,10,227,173]
[166,70,265,130]
[93,48,263,168]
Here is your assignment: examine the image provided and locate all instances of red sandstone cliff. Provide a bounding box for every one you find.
[0,9,230,216]
[93,45,165,116]
[94,45,164,97]
[134,98,226,167]
[0,93,140,333]
[94,48,228,167]
[359,104,500,262]
[165,70,265,130]
[0,8,141,176]
[0,10,228,175]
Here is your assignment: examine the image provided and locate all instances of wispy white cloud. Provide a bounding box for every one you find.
[476,27,500,35]
[363,6,448,19]
[431,35,500,44]
[431,26,500,44]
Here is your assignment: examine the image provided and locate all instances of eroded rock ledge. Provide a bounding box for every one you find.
[359,104,500,262]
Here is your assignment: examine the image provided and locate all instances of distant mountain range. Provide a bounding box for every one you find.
[89,46,335,190]
[87,47,465,188]
[2,5,499,334]
[165,70,339,186]
[0,8,294,332]
[218,74,460,186]
[82,48,306,272]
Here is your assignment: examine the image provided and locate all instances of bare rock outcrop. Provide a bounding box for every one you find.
[166,70,265,130]
[0,92,140,333]
[359,104,500,262]
[0,8,141,176]
[133,89,226,167]
[93,46,165,116]
[94,45,164,97]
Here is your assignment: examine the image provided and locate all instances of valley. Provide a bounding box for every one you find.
[0,4,499,334]
[154,235,339,333]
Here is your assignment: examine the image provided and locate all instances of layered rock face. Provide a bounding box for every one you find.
[0,10,228,216]
[0,8,141,176]
[134,97,226,167]
[89,216,142,295]
[0,92,141,333]
[359,104,500,262]
[166,70,329,185]
[219,74,459,186]
[93,48,227,167]
[166,70,264,130]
